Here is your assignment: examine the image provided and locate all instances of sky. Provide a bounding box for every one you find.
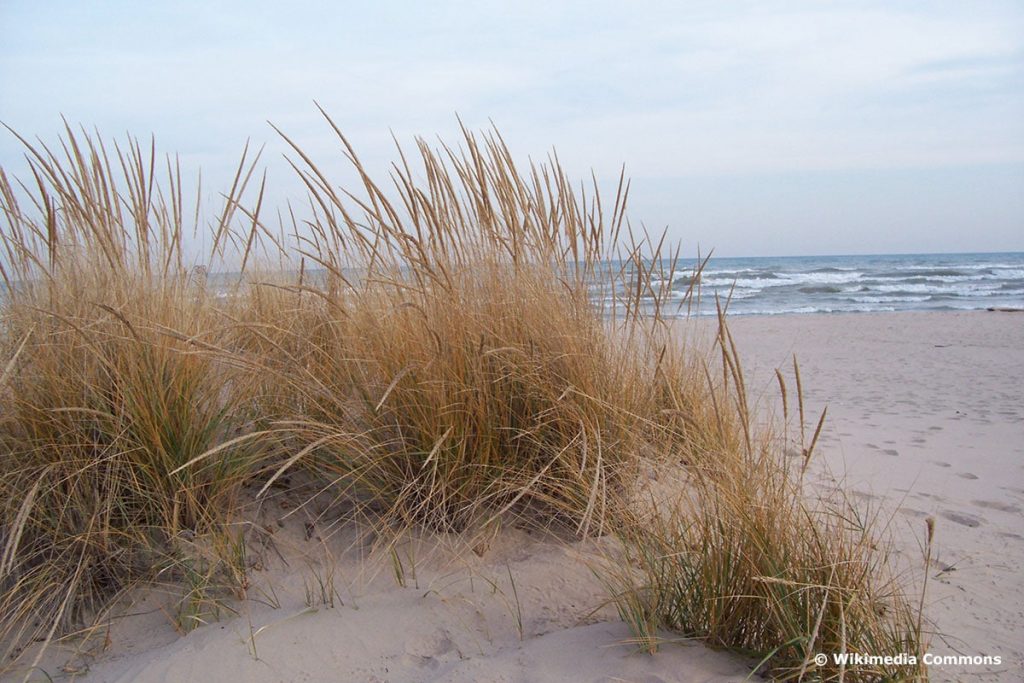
[1,0,1022,257]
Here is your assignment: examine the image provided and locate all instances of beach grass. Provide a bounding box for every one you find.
[0,127,266,663]
[1,116,928,680]
[606,321,929,681]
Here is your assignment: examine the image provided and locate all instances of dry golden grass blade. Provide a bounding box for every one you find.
[168,430,277,476]
[0,327,33,387]
[0,474,45,580]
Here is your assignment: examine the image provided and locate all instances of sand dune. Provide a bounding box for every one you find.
[8,310,1020,683]
[20,522,752,683]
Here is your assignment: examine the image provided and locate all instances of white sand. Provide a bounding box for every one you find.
[7,310,1021,682]
[17,523,752,683]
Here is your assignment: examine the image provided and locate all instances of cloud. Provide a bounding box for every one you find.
[1,0,1021,255]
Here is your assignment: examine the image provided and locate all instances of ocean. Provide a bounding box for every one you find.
[99,251,1024,319]
[641,252,1024,316]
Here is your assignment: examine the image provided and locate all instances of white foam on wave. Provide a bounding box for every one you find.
[710,303,899,316]
[872,282,1003,295]
[992,268,1024,279]
[853,295,932,304]
[784,271,865,284]
[701,277,778,289]
[701,271,864,288]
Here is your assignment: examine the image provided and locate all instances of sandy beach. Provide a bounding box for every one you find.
[8,309,1018,683]
[3,1,1021,677]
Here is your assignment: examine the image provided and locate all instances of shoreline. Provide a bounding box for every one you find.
[667,305,1024,318]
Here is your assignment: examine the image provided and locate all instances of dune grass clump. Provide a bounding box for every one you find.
[615,479,928,682]
[238,117,670,535]
[0,115,930,680]
[610,322,929,681]
[0,128,264,661]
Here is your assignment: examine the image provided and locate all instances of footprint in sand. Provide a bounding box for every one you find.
[928,426,944,432]
[898,507,928,518]
[402,633,458,670]
[939,510,983,528]
[957,472,979,480]
[865,443,879,450]
[882,448,899,456]
[972,500,1022,514]
[932,461,951,468]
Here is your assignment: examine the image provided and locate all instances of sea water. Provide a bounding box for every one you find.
[641,252,1024,316]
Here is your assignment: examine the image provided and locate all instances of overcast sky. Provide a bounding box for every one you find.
[1,1,1022,257]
